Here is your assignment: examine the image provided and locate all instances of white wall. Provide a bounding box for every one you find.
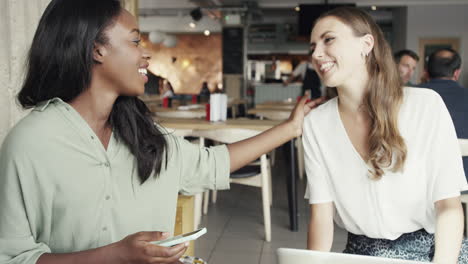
[0,0,51,144]
[406,4,468,87]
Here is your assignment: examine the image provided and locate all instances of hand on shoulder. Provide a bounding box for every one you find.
[287,93,326,137]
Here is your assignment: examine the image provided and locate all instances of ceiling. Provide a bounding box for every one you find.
[139,0,468,11]
[138,0,468,33]
[139,0,468,19]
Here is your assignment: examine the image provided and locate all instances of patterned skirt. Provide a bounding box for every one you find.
[343,229,468,263]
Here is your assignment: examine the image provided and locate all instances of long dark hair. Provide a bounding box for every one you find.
[18,0,167,183]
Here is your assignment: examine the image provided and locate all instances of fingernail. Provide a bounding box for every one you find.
[185,242,189,247]
[162,232,170,237]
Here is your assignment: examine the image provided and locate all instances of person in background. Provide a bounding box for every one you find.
[159,79,174,98]
[0,0,323,263]
[199,81,210,96]
[143,71,161,95]
[394,49,419,86]
[198,81,211,104]
[417,48,468,180]
[283,51,323,99]
[305,7,467,263]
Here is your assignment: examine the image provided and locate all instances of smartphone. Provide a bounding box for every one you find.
[150,227,207,247]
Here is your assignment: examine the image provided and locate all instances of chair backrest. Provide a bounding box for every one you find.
[255,110,291,121]
[256,104,294,110]
[190,128,262,144]
[459,139,468,157]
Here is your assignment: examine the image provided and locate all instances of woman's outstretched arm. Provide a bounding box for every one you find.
[227,94,325,172]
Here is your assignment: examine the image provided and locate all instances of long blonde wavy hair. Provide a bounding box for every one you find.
[317,7,407,179]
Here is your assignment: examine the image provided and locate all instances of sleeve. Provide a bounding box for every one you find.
[0,137,51,264]
[428,93,468,203]
[169,136,231,195]
[292,62,307,79]
[302,118,334,204]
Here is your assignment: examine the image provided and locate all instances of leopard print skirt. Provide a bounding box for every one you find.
[344,229,468,263]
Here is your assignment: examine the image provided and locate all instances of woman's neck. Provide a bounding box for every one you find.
[336,70,370,114]
[68,80,118,137]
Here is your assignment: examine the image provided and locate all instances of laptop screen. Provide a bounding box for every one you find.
[277,248,426,264]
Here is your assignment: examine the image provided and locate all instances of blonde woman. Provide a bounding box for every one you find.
[303,7,468,263]
[0,0,321,263]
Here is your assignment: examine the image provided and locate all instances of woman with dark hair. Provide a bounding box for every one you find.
[303,7,467,263]
[0,0,322,263]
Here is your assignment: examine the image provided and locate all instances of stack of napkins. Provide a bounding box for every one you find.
[210,94,227,122]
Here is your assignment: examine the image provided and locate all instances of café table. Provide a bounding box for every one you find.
[255,100,296,111]
[154,117,300,231]
[152,105,206,119]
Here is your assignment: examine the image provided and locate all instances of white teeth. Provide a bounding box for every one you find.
[320,62,334,72]
[138,68,147,75]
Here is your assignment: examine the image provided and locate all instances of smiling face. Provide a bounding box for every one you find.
[94,9,150,96]
[310,16,371,88]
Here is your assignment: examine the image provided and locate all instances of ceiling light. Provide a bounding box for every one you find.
[190,8,203,21]
[295,6,300,12]
[371,6,377,11]
[182,59,190,68]
[204,30,210,36]
[148,31,165,44]
[189,22,196,28]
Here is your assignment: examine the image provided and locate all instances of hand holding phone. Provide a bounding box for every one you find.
[113,231,188,264]
[150,227,207,247]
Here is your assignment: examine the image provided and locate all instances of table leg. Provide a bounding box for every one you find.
[286,139,298,231]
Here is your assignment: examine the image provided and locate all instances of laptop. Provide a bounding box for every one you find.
[277,248,426,264]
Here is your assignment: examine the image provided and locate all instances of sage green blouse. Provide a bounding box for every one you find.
[0,98,230,264]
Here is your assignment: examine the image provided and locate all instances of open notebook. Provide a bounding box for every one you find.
[277,248,427,264]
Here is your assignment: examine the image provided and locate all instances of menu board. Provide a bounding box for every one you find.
[222,27,244,74]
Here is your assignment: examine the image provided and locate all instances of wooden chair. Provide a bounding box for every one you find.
[192,128,273,241]
[459,139,468,236]
[254,110,291,121]
[168,128,203,231]
[252,110,305,181]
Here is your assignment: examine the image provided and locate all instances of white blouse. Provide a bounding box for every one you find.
[303,87,467,240]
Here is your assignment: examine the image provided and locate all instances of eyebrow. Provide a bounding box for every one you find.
[130,28,140,34]
[310,30,333,46]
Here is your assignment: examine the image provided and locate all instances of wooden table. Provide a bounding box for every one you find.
[156,117,300,231]
[156,118,279,130]
[255,100,296,110]
[152,106,206,119]
[247,108,292,121]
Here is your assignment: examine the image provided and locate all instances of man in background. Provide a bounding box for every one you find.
[283,51,322,99]
[417,48,468,178]
[394,49,419,86]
